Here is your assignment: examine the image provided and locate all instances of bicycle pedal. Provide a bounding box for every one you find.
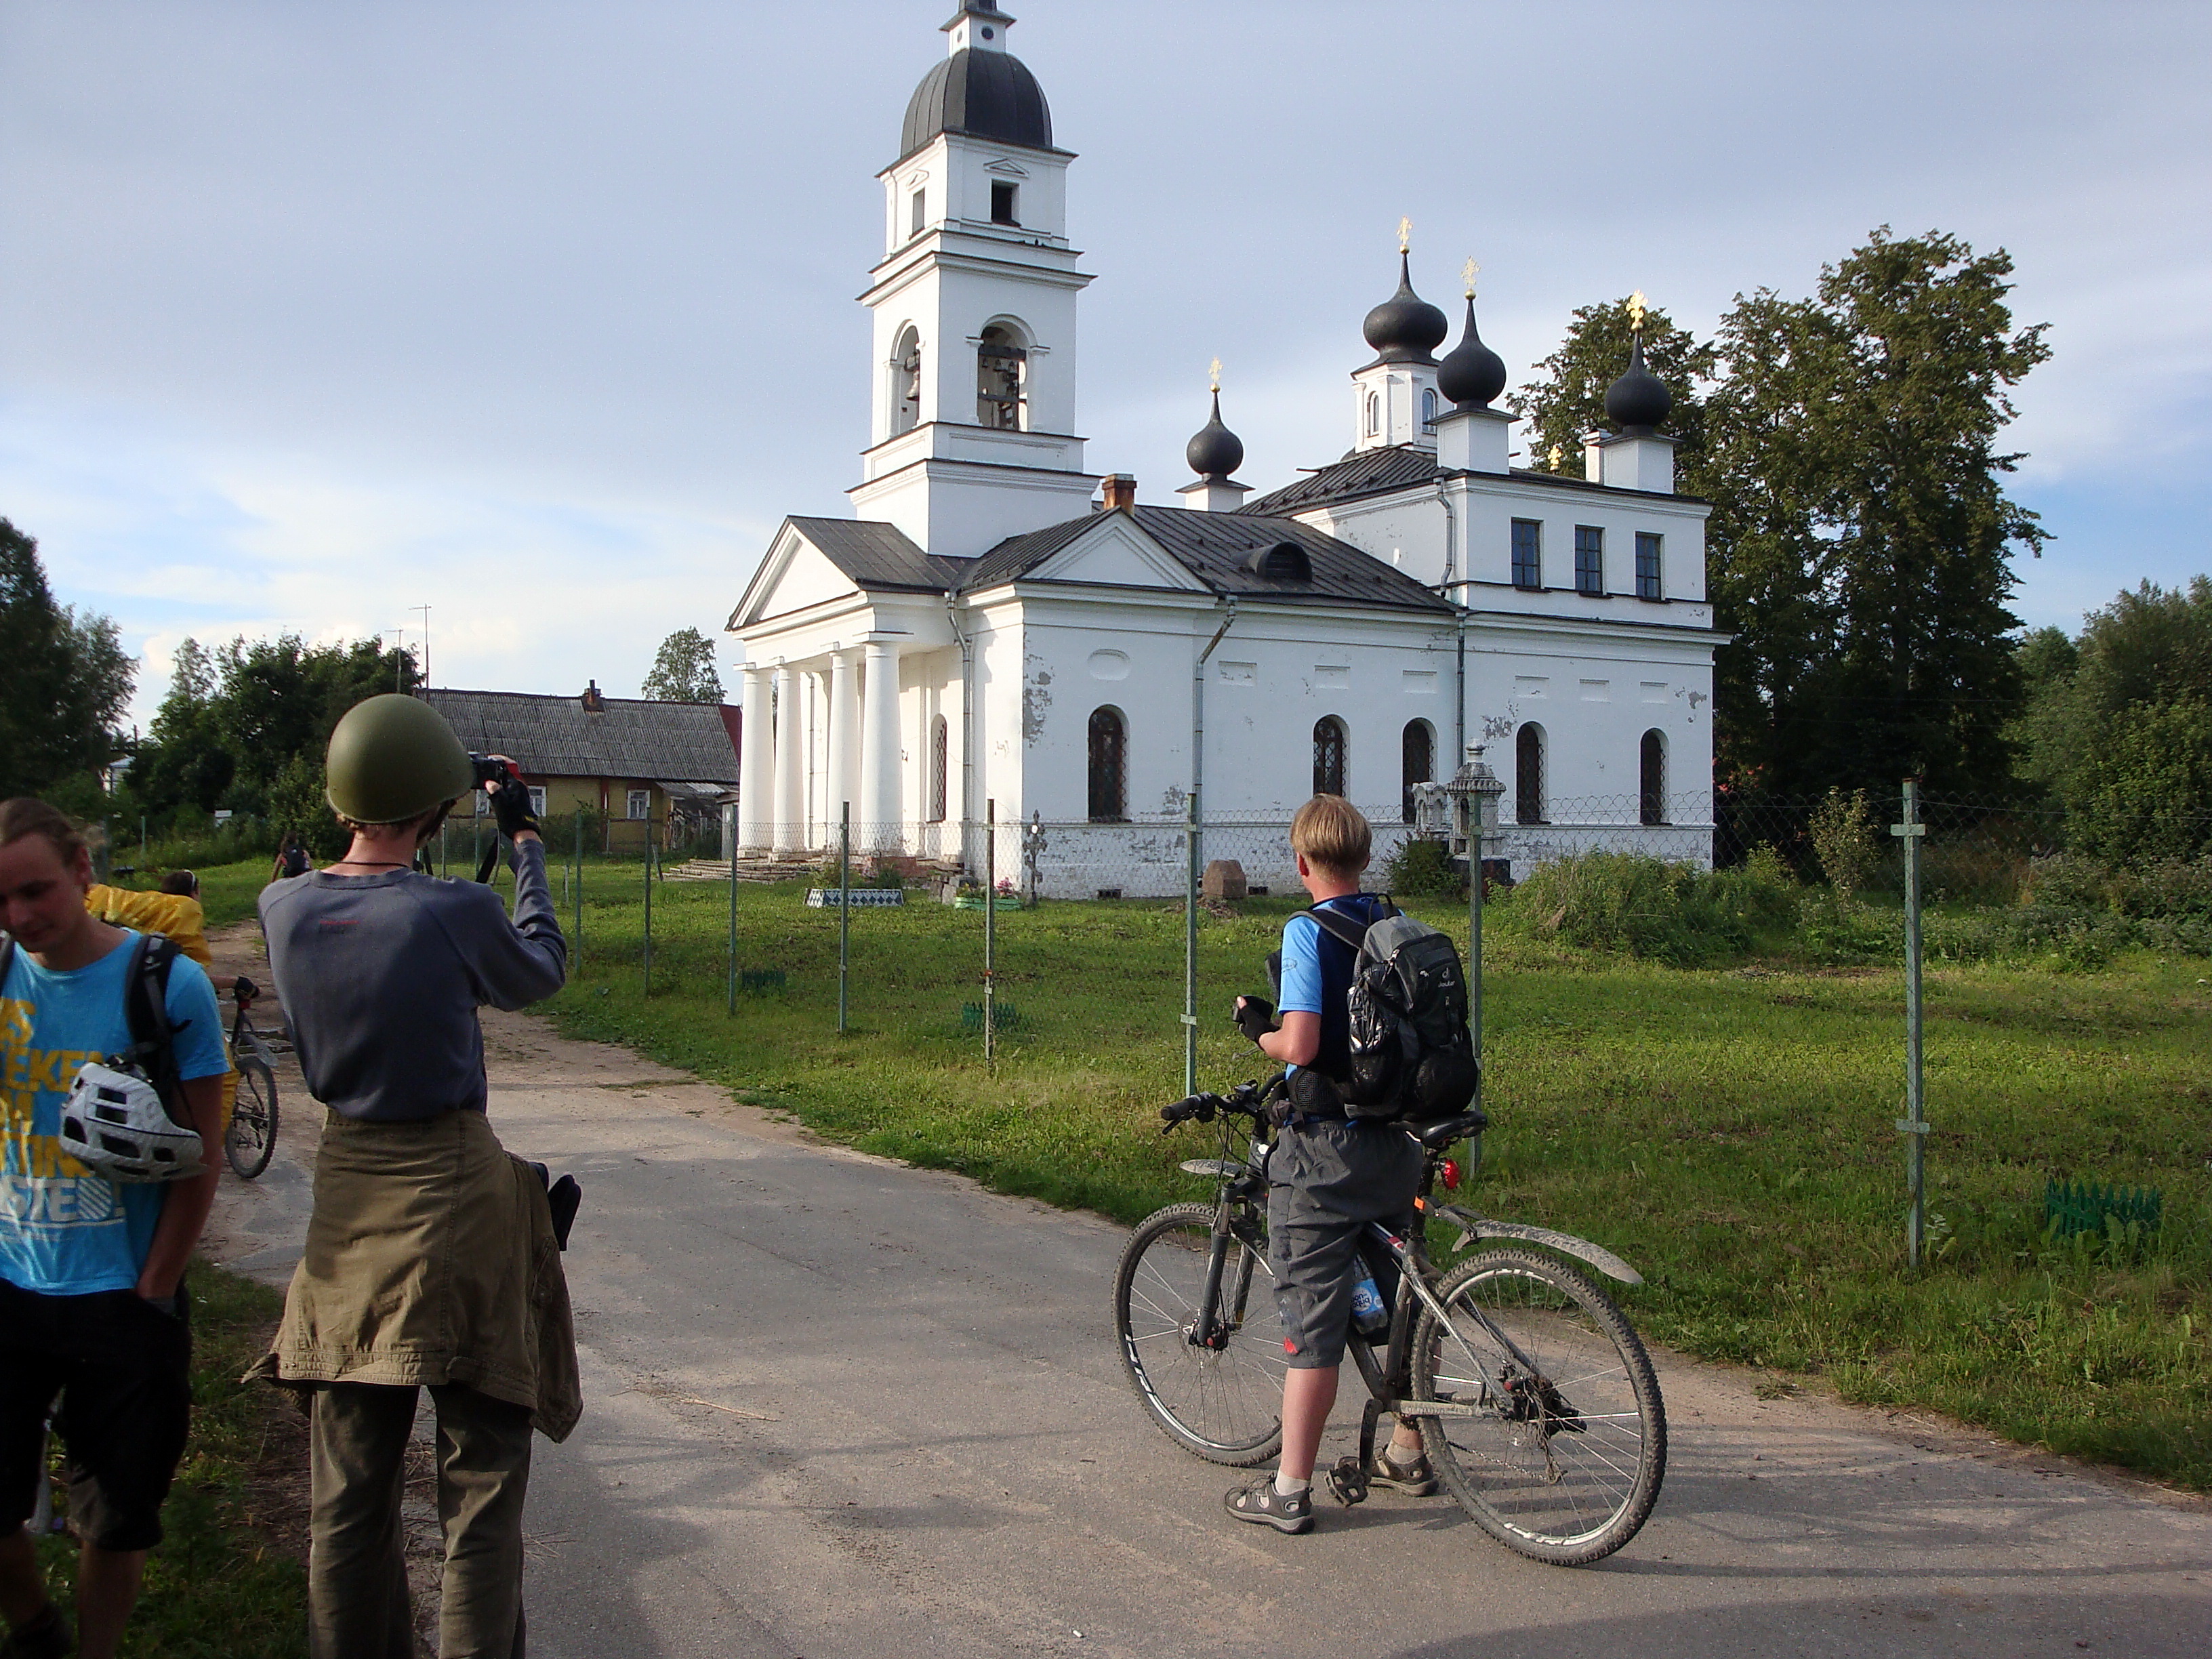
[1324,1456,1368,1507]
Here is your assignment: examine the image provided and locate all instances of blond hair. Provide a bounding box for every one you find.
[1290,794,1370,878]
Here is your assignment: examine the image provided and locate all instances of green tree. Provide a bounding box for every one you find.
[642,627,724,703]
[0,517,135,798]
[1509,297,1717,478]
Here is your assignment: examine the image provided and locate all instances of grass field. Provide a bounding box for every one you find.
[160,854,2212,1488]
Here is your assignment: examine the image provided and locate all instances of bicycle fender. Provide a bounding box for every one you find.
[1430,1206,1644,1286]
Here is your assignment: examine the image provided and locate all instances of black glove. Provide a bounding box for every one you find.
[489,774,540,839]
[1234,996,1277,1045]
[232,975,258,1004]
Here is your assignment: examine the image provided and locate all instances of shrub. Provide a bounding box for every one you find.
[1808,787,1884,898]
[1704,844,1801,933]
[1508,853,1738,964]
[2019,853,2121,913]
[1382,835,1463,899]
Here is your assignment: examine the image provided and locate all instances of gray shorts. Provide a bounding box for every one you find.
[1267,1119,1422,1370]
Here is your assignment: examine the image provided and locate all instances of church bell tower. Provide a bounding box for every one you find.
[848,3,1098,557]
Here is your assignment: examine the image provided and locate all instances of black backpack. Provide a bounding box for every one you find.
[1306,903,1479,1123]
[0,932,190,1122]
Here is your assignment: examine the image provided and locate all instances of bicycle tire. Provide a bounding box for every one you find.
[225,1056,279,1181]
[1410,1246,1666,1565]
[1113,1201,1286,1466]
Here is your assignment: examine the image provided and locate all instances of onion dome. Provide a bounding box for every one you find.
[1437,295,1508,409]
[1361,253,1449,365]
[901,13,1052,160]
[1185,389,1245,480]
[1604,334,1672,434]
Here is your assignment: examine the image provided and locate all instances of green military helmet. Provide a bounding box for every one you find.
[325,695,475,823]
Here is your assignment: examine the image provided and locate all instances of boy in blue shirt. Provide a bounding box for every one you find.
[0,800,229,1659]
[1226,795,1433,1534]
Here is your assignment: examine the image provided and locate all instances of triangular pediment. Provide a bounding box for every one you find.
[983,158,1031,177]
[728,521,865,631]
[1024,516,1209,593]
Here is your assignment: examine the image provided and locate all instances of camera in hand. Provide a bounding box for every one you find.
[470,752,521,790]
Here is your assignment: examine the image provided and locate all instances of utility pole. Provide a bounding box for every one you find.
[414,604,432,691]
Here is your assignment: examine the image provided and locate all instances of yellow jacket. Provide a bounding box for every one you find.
[83,885,212,969]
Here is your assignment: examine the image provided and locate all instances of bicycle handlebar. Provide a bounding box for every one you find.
[1158,1074,1286,1133]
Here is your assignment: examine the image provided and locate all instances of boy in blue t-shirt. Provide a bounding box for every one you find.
[0,800,228,1659]
[1225,795,1432,1534]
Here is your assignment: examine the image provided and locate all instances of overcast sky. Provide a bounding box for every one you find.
[4,0,2208,729]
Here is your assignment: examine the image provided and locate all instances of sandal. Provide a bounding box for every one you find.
[1224,1478,1314,1534]
[1368,1444,1439,1496]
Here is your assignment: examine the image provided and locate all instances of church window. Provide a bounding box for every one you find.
[1313,716,1347,798]
[1400,720,1433,824]
[1511,519,1542,589]
[1574,526,1604,596]
[1365,391,1380,437]
[930,714,949,822]
[990,180,1020,226]
[1421,388,1437,432]
[892,326,922,435]
[1088,707,1127,822]
[1515,724,1546,825]
[910,188,926,237]
[1639,730,1667,825]
[1635,532,1664,600]
[977,325,1027,430]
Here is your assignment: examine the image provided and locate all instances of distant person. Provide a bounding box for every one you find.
[156,871,199,900]
[85,869,240,1130]
[0,798,230,1659]
[1223,796,1433,1534]
[272,834,312,882]
[250,695,575,1658]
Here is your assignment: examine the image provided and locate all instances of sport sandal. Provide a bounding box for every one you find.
[1224,1478,1313,1534]
[1368,1443,1439,1496]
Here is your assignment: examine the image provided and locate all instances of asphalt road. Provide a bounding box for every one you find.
[207,999,2212,1659]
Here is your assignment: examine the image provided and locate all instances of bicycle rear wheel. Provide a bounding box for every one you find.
[225,1057,279,1181]
[1410,1246,1665,1565]
[1113,1201,1285,1466]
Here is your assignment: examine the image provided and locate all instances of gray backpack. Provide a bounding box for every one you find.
[1306,906,1480,1122]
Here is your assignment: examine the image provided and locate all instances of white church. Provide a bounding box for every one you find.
[727,2,1720,896]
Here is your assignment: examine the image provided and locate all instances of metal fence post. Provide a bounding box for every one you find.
[726,806,739,1016]
[642,823,653,997]
[983,798,997,1065]
[1183,794,1200,1097]
[838,802,851,1036]
[572,811,583,974]
[1891,779,1929,1269]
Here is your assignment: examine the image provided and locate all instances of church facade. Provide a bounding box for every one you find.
[726,3,1721,897]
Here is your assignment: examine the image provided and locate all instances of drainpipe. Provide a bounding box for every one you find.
[1186,594,1237,1094]
[1437,478,1469,760]
[1437,483,1458,591]
[945,590,976,878]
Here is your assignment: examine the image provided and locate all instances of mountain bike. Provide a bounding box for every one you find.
[1111,1074,1666,1566]
[224,976,281,1180]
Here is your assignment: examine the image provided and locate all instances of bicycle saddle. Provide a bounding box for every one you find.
[1414,1110,1488,1151]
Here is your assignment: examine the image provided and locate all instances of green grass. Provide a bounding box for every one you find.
[543,863,2212,1489]
[33,1263,308,1658]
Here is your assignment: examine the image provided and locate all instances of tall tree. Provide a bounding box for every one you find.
[642,627,725,703]
[0,517,135,798]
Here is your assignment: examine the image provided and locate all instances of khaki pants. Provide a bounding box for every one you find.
[308,1382,532,1659]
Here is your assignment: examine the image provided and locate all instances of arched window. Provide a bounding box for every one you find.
[1400,720,1433,824]
[1313,716,1347,798]
[930,714,949,822]
[1420,388,1438,432]
[1515,723,1546,825]
[892,326,922,435]
[977,324,1027,430]
[1639,729,1667,825]
[1365,391,1381,436]
[1088,707,1126,822]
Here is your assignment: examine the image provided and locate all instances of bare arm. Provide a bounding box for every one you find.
[136,1073,225,1300]
[1258,1010,1320,1069]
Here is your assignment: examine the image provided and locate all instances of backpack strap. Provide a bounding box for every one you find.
[1305,895,1392,953]
[122,933,189,1124]
[0,935,13,985]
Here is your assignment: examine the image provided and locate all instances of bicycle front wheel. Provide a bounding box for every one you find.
[225,1057,279,1181]
[1113,1201,1285,1466]
[1410,1246,1665,1565]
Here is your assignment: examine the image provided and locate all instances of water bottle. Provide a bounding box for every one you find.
[1349,1270,1390,1340]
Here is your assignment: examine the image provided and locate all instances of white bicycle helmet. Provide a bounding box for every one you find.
[60,1062,205,1184]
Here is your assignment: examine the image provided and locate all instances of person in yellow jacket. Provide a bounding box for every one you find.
[83,873,239,1132]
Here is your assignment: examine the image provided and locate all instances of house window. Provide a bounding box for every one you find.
[627,789,650,821]
[1575,526,1604,596]
[977,325,1026,429]
[1313,716,1347,798]
[910,188,926,237]
[1088,707,1126,822]
[1401,720,1433,825]
[930,714,949,823]
[1640,731,1668,825]
[527,787,547,818]
[1511,519,1542,589]
[1420,388,1437,432]
[892,325,922,435]
[989,180,1019,225]
[1635,532,1663,600]
[1515,724,1545,825]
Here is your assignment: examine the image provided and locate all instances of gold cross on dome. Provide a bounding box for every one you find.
[1209,356,1222,393]
[1629,290,1648,333]
[1548,443,1563,470]
[1463,257,1479,299]
[1398,216,1412,254]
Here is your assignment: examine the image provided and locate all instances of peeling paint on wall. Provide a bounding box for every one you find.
[1480,712,1515,741]
[1023,653,1054,746]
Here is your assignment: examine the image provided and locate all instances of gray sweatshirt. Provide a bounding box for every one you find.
[260,838,568,1122]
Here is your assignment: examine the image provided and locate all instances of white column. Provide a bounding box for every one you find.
[739,664,773,851]
[773,661,804,855]
[826,648,861,830]
[858,640,901,851]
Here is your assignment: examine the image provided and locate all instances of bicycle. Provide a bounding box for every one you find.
[1112,1074,1666,1565]
[224,975,281,1180]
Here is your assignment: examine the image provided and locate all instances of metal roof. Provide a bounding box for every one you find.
[900,47,1054,161]
[424,689,741,785]
[1242,445,1443,515]
[785,516,976,594]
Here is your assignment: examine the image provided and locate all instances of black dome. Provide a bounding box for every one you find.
[1185,390,1244,480]
[1437,295,1507,409]
[1361,253,1448,365]
[1604,335,1672,433]
[901,48,1053,159]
